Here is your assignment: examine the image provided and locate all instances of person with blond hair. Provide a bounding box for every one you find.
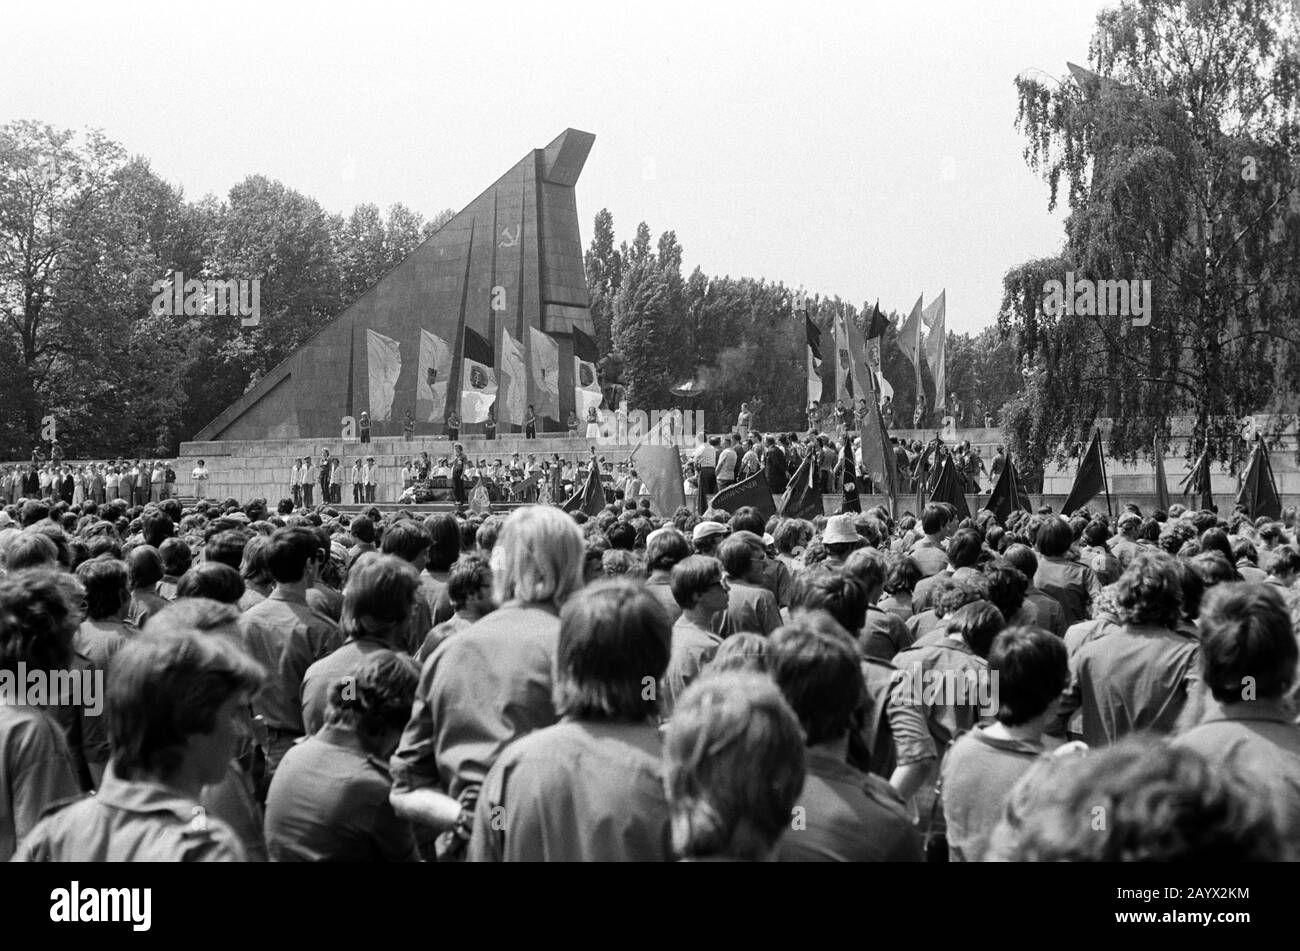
[389,505,584,860]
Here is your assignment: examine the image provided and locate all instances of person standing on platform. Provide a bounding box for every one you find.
[363,456,378,503]
[88,464,104,504]
[149,461,164,503]
[301,456,314,508]
[359,411,372,444]
[567,410,580,437]
[403,409,415,442]
[764,436,788,496]
[452,444,467,505]
[585,407,600,440]
[192,459,209,500]
[716,436,738,491]
[736,403,753,441]
[105,464,120,503]
[330,456,343,503]
[692,433,718,498]
[318,451,332,506]
[290,459,302,508]
[446,409,460,442]
[484,408,497,442]
[524,404,537,439]
[352,457,364,504]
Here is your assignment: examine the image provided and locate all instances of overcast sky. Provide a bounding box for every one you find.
[3,0,1112,334]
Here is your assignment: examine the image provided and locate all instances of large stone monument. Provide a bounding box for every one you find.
[194,128,598,442]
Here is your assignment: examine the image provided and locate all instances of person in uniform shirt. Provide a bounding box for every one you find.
[716,533,782,637]
[350,457,364,504]
[362,457,378,503]
[266,650,420,861]
[445,409,461,441]
[327,457,342,504]
[300,456,314,507]
[358,411,372,444]
[692,433,718,498]
[716,437,738,491]
[289,459,302,508]
[13,625,262,862]
[125,546,170,629]
[191,459,210,500]
[469,580,673,862]
[237,527,343,774]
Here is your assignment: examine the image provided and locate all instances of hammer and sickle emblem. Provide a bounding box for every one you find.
[499,226,519,248]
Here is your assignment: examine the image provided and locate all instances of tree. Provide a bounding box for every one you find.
[1000,0,1300,472]
[612,254,689,408]
[583,208,621,354]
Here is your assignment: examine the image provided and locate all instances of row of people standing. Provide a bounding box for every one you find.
[1,461,178,506]
[289,454,380,506]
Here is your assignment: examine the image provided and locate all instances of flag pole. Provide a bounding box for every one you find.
[1099,428,1112,519]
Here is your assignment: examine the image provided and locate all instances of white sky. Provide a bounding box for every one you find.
[2,0,1113,334]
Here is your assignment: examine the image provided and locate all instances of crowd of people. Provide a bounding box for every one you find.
[3,456,1300,862]
[1,459,190,507]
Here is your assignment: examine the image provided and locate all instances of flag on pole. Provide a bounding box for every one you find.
[415,330,452,423]
[630,443,686,516]
[563,462,606,516]
[573,326,602,416]
[1153,435,1171,514]
[864,301,892,402]
[778,451,823,520]
[859,400,898,504]
[843,308,872,401]
[1178,444,1214,512]
[922,290,947,411]
[365,329,402,422]
[498,325,528,428]
[929,453,971,521]
[834,309,854,403]
[983,454,1032,522]
[806,313,827,407]
[1060,429,1110,517]
[839,433,860,514]
[897,295,925,422]
[1237,439,1282,520]
[710,469,776,521]
[529,327,561,420]
[865,300,890,339]
[459,327,497,423]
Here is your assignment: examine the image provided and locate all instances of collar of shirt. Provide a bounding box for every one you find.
[1200,698,1295,726]
[968,726,1045,757]
[270,587,309,606]
[95,764,205,823]
[804,749,865,785]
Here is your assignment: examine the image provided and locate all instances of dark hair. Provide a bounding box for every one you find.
[1189,551,1242,590]
[423,514,461,570]
[935,578,987,619]
[350,516,376,544]
[1266,547,1300,577]
[646,529,691,573]
[1035,519,1073,557]
[948,529,983,569]
[108,628,264,782]
[989,626,1068,725]
[76,557,130,620]
[341,554,420,646]
[158,537,192,577]
[883,554,921,595]
[670,555,724,610]
[920,504,950,535]
[982,559,1029,620]
[0,568,77,671]
[842,547,887,593]
[1197,583,1298,703]
[380,519,429,564]
[1113,552,1182,628]
[326,650,420,738]
[730,507,766,536]
[264,526,319,584]
[946,600,1005,657]
[555,580,671,721]
[126,544,164,590]
[1199,528,1234,562]
[1002,543,1038,581]
[4,532,59,571]
[447,554,492,609]
[770,612,865,745]
[717,535,756,578]
[141,510,175,548]
[788,569,867,635]
[204,530,249,571]
[175,562,246,604]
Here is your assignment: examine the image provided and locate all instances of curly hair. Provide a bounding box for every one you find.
[0,568,78,672]
[1112,551,1182,628]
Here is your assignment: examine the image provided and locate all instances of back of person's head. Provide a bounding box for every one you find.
[325,650,420,746]
[1082,520,1110,547]
[729,507,765,536]
[1035,518,1073,557]
[264,526,319,584]
[158,537,192,577]
[556,580,671,722]
[717,535,755,579]
[76,557,129,621]
[883,553,921,596]
[1265,546,1300,578]
[1199,527,1234,562]
[4,531,60,572]
[175,562,245,605]
[19,499,49,528]
[239,533,275,589]
[788,569,867,634]
[1189,551,1242,590]
[670,555,724,610]
[982,559,1029,620]
[996,736,1281,861]
[945,600,1005,657]
[920,503,949,536]
[1113,551,1182,628]
[475,514,505,553]
[1197,582,1298,704]
[842,547,887,594]
[126,544,164,590]
[84,534,123,561]
[605,521,636,551]
[646,529,691,573]
[350,516,375,544]
[204,530,249,571]
[600,547,645,580]
[447,554,492,610]
[948,528,983,569]
[141,510,175,548]
[989,626,1068,725]
[0,568,77,671]
[493,505,583,608]
[423,513,461,570]
[379,518,429,565]
[934,578,987,619]
[708,632,772,674]
[145,597,241,636]
[1001,543,1038,581]
[663,672,807,861]
[1231,536,1258,566]
[341,554,420,646]
[106,627,264,783]
[769,612,865,746]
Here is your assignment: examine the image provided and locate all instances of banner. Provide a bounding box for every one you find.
[631,443,686,516]
[984,455,1032,522]
[1237,440,1281,520]
[563,463,606,516]
[460,326,498,424]
[573,326,602,416]
[778,452,823,520]
[898,295,925,422]
[499,325,528,428]
[415,329,452,423]
[1060,429,1110,516]
[806,313,826,407]
[366,329,402,422]
[709,469,776,521]
[529,327,560,419]
[843,308,872,400]
[922,290,946,411]
[1153,435,1170,514]
[834,309,854,403]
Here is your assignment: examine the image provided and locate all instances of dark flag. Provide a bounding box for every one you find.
[562,463,605,517]
[710,469,776,521]
[840,434,860,514]
[1153,435,1170,514]
[1237,439,1282,520]
[1178,444,1214,512]
[859,399,898,517]
[779,451,822,520]
[928,454,971,521]
[806,313,828,407]
[1060,429,1110,517]
[864,300,890,340]
[983,454,1031,522]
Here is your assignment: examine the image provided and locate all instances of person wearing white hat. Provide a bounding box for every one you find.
[691,520,729,557]
[821,514,865,570]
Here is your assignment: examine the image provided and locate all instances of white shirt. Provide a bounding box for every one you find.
[192,466,208,481]
[693,443,717,468]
